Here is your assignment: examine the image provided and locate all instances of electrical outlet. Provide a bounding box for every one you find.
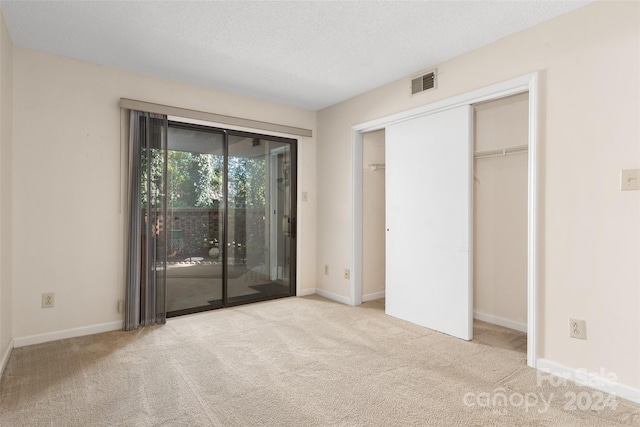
[569,319,586,340]
[42,293,55,308]
[324,265,329,275]
[344,269,350,279]
[118,300,124,313]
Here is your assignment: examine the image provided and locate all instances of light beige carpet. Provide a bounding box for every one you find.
[1,295,639,426]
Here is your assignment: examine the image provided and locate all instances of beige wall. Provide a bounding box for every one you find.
[0,11,13,365]
[317,1,639,389]
[12,47,316,339]
[362,130,385,299]
[473,94,528,329]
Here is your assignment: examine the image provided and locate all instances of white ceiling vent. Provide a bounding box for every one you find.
[411,69,436,95]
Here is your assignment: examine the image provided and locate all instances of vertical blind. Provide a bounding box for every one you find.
[125,111,168,330]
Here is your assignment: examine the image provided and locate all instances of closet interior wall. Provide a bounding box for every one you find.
[362,129,386,300]
[473,93,529,331]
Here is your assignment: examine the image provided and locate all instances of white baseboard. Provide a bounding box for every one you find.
[1,339,14,377]
[315,288,351,305]
[537,359,640,404]
[363,291,385,302]
[13,321,123,348]
[474,311,527,333]
[297,287,316,297]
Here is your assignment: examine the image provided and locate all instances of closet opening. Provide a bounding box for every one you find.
[471,93,529,354]
[357,92,531,354]
[362,129,386,305]
[352,73,538,366]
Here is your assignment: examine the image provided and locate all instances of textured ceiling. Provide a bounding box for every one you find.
[1,1,592,111]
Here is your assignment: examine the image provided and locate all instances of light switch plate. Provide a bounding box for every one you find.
[621,169,639,191]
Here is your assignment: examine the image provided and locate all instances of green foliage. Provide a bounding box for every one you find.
[228,156,266,208]
[167,151,224,208]
[194,154,224,207]
[141,148,166,208]
[164,151,266,209]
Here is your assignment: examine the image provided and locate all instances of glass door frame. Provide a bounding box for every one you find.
[165,121,297,317]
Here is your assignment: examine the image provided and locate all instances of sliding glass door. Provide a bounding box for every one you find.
[227,135,295,303]
[165,122,296,316]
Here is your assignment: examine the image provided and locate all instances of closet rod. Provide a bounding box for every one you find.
[474,144,528,159]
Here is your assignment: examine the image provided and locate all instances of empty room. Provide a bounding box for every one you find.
[0,1,639,426]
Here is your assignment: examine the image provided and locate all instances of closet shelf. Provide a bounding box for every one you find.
[474,144,528,159]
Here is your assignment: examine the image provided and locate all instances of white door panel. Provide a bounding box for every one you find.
[385,105,472,340]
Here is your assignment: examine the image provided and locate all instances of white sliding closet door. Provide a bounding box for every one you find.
[385,105,473,340]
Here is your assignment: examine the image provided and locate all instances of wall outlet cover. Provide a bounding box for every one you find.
[569,318,586,340]
[42,293,55,308]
